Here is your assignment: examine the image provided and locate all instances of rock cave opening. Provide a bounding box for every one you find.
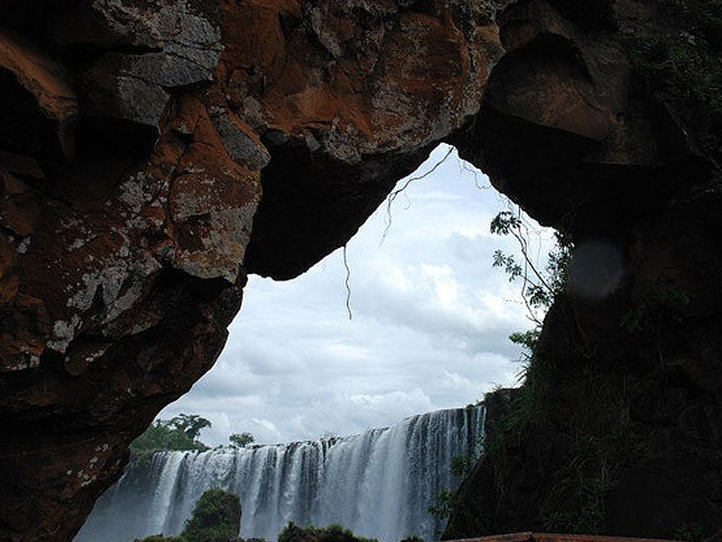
[75,143,559,542]
[3,0,721,539]
[159,143,558,447]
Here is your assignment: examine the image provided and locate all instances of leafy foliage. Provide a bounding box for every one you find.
[428,435,484,522]
[490,208,568,397]
[621,0,722,179]
[485,209,627,534]
[490,209,572,386]
[450,455,473,479]
[182,488,241,542]
[131,414,211,453]
[428,490,456,521]
[135,536,182,542]
[490,210,572,330]
[135,489,240,542]
[509,329,541,364]
[489,210,522,236]
[171,414,212,440]
[229,432,255,448]
[134,534,184,542]
[674,523,705,542]
[430,211,571,529]
[278,522,377,542]
[620,282,690,334]
[541,457,612,534]
[624,0,722,113]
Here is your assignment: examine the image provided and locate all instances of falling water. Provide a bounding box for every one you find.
[75,406,484,542]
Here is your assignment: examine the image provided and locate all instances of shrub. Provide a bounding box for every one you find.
[182,488,241,542]
[131,414,211,454]
[229,432,255,448]
[278,522,377,542]
[134,534,182,542]
[136,489,241,542]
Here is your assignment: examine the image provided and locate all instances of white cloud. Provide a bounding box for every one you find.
[160,145,554,446]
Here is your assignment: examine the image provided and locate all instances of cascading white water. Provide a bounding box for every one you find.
[75,406,484,542]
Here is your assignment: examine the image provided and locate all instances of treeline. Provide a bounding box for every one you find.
[131,413,255,454]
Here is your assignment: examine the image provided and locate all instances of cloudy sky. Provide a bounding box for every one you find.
[160,144,555,446]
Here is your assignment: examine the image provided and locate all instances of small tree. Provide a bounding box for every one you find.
[135,489,240,542]
[182,488,241,542]
[170,414,212,441]
[229,432,255,448]
[278,522,377,542]
[490,208,572,365]
[131,414,212,453]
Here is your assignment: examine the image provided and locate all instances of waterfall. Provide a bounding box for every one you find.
[75,406,484,542]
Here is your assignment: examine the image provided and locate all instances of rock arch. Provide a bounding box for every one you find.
[0,0,720,540]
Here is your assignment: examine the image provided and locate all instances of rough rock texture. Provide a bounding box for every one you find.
[0,1,505,540]
[0,0,720,540]
[0,2,256,540]
[238,0,507,278]
[444,0,722,538]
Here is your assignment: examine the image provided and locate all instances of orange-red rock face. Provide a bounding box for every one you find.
[0,0,720,540]
[225,0,506,277]
[0,1,508,539]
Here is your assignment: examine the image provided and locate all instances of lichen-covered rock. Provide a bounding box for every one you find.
[234,0,507,277]
[57,0,223,130]
[81,54,173,129]
[51,0,223,66]
[169,102,260,282]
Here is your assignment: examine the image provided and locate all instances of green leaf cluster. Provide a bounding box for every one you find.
[620,282,691,334]
[490,209,572,364]
[625,0,722,112]
[489,210,521,236]
[229,432,255,448]
[427,490,456,521]
[491,212,571,313]
[674,523,705,542]
[131,414,212,454]
[135,488,241,542]
[622,0,722,178]
[450,455,473,479]
[278,522,377,542]
[182,489,241,542]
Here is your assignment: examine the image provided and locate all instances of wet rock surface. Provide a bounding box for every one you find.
[0,0,720,540]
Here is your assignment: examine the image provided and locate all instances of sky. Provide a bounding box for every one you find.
[159,144,555,446]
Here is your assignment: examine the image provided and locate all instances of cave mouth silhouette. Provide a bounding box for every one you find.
[158,143,556,448]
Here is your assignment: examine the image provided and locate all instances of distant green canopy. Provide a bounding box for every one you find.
[131,414,212,453]
[229,432,255,448]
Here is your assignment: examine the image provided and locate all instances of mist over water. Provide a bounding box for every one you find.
[76,406,484,542]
